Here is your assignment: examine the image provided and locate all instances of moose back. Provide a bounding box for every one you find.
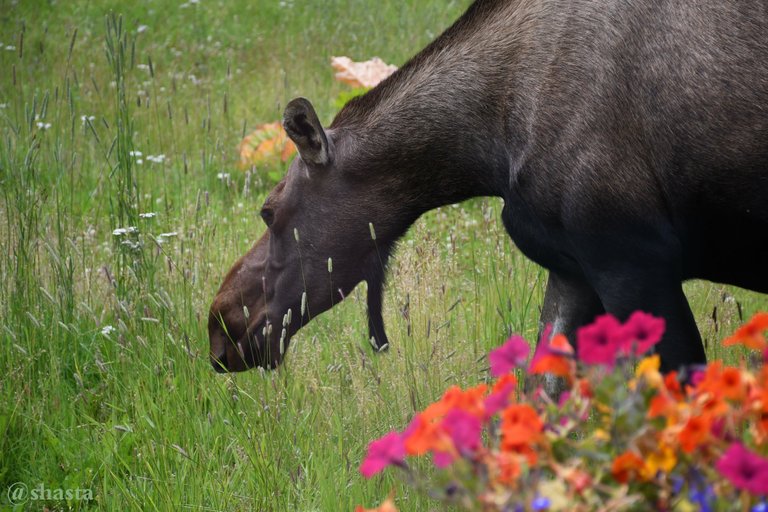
[209,0,768,373]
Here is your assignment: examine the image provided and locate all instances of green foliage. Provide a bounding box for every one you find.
[0,0,765,510]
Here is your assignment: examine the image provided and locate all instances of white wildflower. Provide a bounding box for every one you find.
[101,325,116,336]
[113,226,138,236]
[139,212,157,219]
[146,154,166,163]
[216,172,230,180]
[5,45,16,51]
[36,122,51,130]
[80,115,95,124]
[137,25,149,33]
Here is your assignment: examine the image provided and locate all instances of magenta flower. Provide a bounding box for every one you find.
[529,325,553,369]
[716,443,768,495]
[484,383,516,418]
[489,335,530,376]
[617,311,665,356]
[360,431,406,478]
[576,314,622,366]
[432,409,483,467]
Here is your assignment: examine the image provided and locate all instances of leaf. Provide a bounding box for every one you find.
[331,56,397,88]
[238,121,297,169]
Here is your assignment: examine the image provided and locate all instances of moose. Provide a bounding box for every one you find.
[209,0,768,374]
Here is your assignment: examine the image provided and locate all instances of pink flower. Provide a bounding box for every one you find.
[489,335,530,376]
[576,314,623,366]
[529,325,553,368]
[360,431,405,478]
[617,311,665,356]
[716,443,768,495]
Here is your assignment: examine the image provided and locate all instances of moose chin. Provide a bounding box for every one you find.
[210,0,768,374]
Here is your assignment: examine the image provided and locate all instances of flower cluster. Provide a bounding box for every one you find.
[358,312,768,511]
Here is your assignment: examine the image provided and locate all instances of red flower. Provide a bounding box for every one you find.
[716,443,768,495]
[576,314,623,366]
[489,335,530,376]
[360,431,406,478]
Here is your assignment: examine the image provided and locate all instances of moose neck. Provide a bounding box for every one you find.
[332,0,525,213]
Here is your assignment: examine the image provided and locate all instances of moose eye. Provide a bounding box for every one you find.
[260,208,275,227]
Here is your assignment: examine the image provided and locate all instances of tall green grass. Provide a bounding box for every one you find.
[0,1,765,510]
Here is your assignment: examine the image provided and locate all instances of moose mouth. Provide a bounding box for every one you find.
[209,312,296,372]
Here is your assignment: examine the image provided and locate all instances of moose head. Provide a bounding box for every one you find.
[208,98,404,372]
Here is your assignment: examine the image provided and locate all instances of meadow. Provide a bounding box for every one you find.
[1,1,766,510]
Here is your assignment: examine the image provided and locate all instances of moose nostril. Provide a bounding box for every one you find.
[211,350,228,373]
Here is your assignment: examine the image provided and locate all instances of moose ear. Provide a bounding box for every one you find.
[283,97,330,166]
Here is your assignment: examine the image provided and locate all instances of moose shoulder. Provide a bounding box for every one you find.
[209,0,768,373]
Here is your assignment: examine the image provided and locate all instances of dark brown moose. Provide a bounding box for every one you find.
[209,0,768,373]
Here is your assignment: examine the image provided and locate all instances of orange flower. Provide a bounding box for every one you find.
[403,415,453,456]
[355,497,398,512]
[664,371,683,401]
[495,452,521,484]
[723,312,768,350]
[611,451,644,484]
[529,334,575,381]
[721,366,746,401]
[501,404,543,447]
[422,384,488,422]
[679,414,711,453]
[492,373,518,393]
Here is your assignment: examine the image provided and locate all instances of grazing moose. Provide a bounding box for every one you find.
[209,0,768,374]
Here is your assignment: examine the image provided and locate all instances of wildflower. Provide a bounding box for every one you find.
[529,334,574,379]
[724,313,768,350]
[421,384,487,422]
[501,404,543,448]
[101,325,116,336]
[531,496,551,511]
[489,334,529,376]
[139,212,157,219]
[36,122,52,130]
[137,24,149,33]
[485,374,517,417]
[355,498,398,512]
[113,226,138,236]
[640,443,677,480]
[617,311,665,356]
[440,409,482,460]
[360,431,405,478]
[611,451,644,483]
[129,150,143,157]
[494,452,521,483]
[716,443,768,495]
[403,415,455,467]
[720,367,746,401]
[146,154,166,163]
[635,354,663,387]
[81,115,95,124]
[576,314,622,366]
[679,414,711,453]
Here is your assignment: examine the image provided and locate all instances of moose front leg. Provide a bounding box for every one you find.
[366,274,390,352]
[537,271,605,346]
[592,268,706,372]
[533,271,604,399]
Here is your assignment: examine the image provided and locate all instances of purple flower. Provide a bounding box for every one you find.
[360,431,405,478]
[531,496,551,510]
[489,335,530,376]
[716,443,768,495]
[432,409,483,467]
